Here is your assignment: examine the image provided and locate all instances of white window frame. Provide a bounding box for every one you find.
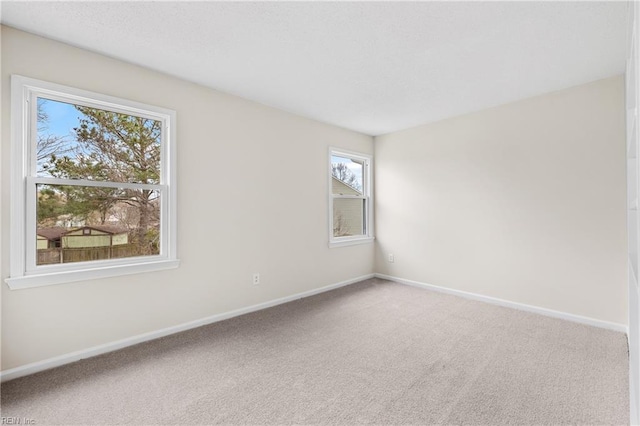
[6,75,179,290]
[328,147,374,247]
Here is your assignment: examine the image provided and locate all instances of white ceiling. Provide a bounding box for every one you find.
[0,1,628,136]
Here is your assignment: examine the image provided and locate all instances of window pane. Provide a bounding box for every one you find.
[331,155,363,194]
[36,184,160,265]
[333,198,365,237]
[36,97,161,184]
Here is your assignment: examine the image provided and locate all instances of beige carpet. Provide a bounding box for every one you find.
[0,278,629,425]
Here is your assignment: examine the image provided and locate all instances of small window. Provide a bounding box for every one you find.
[329,148,374,247]
[7,76,179,289]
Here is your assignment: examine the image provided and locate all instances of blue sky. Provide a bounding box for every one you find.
[37,98,90,176]
[38,97,81,139]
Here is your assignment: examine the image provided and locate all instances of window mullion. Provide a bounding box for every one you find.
[29,176,164,192]
[332,194,366,200]
[25,178,38,271]
[28,91,39,177]
[24,91,39,270]
[30,88,164,123]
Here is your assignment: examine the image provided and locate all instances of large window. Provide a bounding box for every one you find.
[7,76,178,289]
[329,148,373,247]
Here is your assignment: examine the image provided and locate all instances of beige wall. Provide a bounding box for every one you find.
[0,26,374,371]
[375,76,628,325]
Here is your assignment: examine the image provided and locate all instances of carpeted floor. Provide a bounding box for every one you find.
[0,278,629,425]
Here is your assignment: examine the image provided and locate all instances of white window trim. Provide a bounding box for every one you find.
[328,147,374,248]
[6,75,179,290]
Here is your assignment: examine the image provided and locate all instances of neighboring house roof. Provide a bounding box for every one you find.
[332,176,362,195]
[79,225,128,235]
[37,227,68,241]
[37,225,128,240]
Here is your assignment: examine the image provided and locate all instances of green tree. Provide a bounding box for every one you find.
[48,106,161,253]
[37,186,65,224]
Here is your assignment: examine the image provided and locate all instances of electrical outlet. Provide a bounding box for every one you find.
[252,273,260,285]
[388,253,395,263]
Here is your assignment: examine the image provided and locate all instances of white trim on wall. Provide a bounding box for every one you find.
[0,273,374,382]
[376,273,628,333]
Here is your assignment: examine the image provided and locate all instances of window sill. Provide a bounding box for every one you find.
[5,259,180,290]
[329,236,375,248]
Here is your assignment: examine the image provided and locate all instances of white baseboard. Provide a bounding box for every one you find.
[375,273,628,333]
[0,273,374,382]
